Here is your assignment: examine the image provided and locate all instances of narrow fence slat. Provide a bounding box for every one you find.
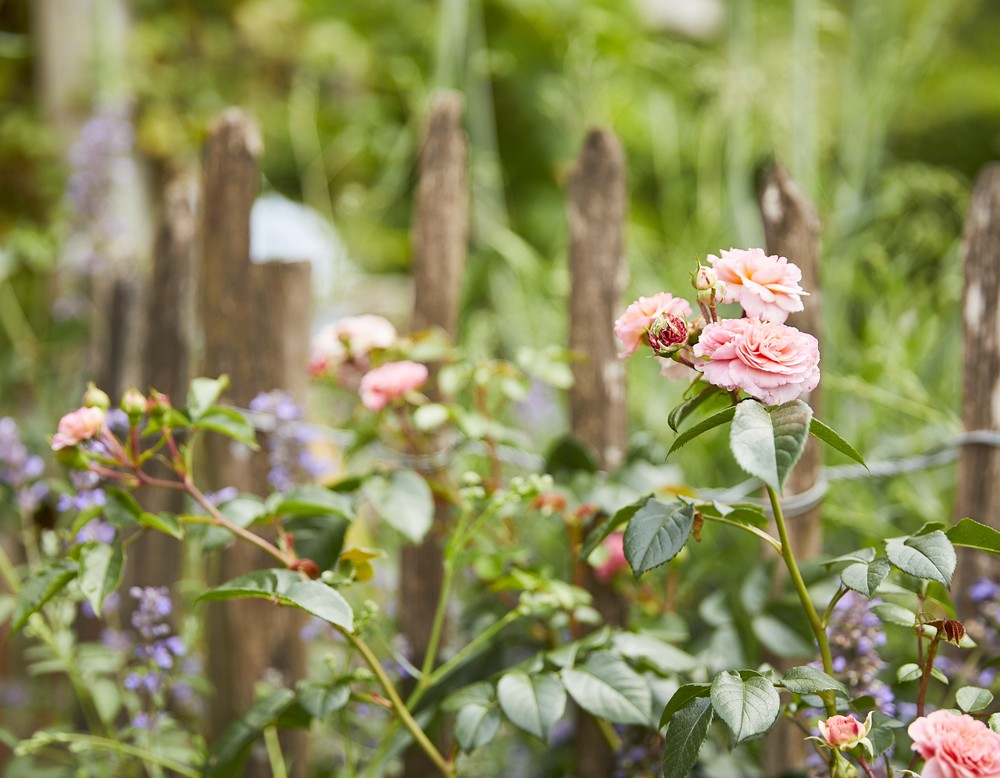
[567,127,628,778]
[198,109,309,778]
[955,163,1000,616]
[402,90,468,777]
[759,161,823,775]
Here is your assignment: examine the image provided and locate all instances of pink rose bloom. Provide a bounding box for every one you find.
[908,710,1000,778]
[693,317,820,406]
[359,361,429,411]
[708,248,807,323]
[52,406,106,450]
[594,532,628,583]
[614,293,692,358]
[818,713,871,750]
[308,315,397,377]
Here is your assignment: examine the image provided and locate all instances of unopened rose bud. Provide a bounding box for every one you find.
[646,313,688,357]
[692,264,726,306]
[818,712,873,755]
[120,387,146,421]
[83,382,111,410]
[146,390,172,419]
[928,618,966,645]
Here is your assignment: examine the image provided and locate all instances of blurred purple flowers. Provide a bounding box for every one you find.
[249,390,335,491]
[824,592,895,714]
[0,417,48,513]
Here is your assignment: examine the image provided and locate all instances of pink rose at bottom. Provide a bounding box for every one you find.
[52,406,106,451]
[693,317,820,406]
[359,361,429,412]
[908,710,1000,778]
[594,532,628,583]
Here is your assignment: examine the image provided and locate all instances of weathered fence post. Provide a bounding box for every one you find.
[198,109,311,778]
[954,163,1000,617]
[401,90,468,776]
[567,127,628,778]
[759,161,823,776]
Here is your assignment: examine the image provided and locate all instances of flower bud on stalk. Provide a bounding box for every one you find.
[646,313,688,357]
[146,390,172,421]
[121,387,146,423]
[83,382,111,410]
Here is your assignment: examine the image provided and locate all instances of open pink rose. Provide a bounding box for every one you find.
[818,713,871,750]
[614,293,692,358]
[593,532,628,583]
[693,317,820,406]
[708,248,807,323]
[908,710,1000,778]
[308,315,397,377]
[359,361,429,411]
[52,406,106,451]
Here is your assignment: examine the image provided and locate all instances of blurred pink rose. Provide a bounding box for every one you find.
[359,361,429,411]
[308,315,397,377]
[693,317,820,406]
[614,293,692,358]
[52,406,106,450]
[908,710,1000,778]
[708,248,807,323]
[594,532,628,583]
[818,713,870,750]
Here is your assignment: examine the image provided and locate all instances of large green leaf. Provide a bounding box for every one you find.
[622,499,695,577]
[204,688,296,778]
[662,697,713,778]
[11,560,78,633]
[496,671,566,741]
[454,703,501,752]
[885,531,956,587]
[841,557,890,598]
[779,667,849,698]
[659,683,712,728]
[266,486,354,520]
[947,518,1000,556]
[362,469,434,543]
[730,400,811,492]
[561,652,652,726]
[809,418,867,468]
[667,406,737,456]
[709,671,781,743]
[668,384,725,433]
[198,569,353,631]
[102,487,143,528]
[77,543,124,617]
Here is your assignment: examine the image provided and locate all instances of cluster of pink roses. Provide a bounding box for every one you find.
[309,315,428,412]
[615,247,820,406]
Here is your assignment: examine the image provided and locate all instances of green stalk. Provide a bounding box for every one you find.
[767,485,836,715]
[18,733,198,778]
[264,726,289,778]
[702,515,782,553]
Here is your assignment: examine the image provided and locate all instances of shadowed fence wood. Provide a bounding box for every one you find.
[402,90,468,777]
[567,127,628,778]
[954,163,1000,618]
[759,162,823,776]
[198,109,310,778]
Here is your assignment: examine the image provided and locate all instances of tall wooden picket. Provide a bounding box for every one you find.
[567,127,628,778]
[954,163,1000,617]
[759,161,824,776]
[198,109,311,778]
[401,90,469,777]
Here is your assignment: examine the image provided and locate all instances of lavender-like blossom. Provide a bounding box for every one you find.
[821,592,895,715]
[0,417,49,512]
[249,390,336,490]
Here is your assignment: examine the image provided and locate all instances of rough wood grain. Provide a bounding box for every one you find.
[568,127,628,778]
[402,91,468,777]
[955,163,1000,619]
[198,109,309,778]
[759,161,823,777]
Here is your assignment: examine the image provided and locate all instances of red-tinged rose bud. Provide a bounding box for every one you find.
[121,387,146,421]
[291,559,320,579]
[647,313,688,357]
[83,382,111,410]
[928,618,966,645]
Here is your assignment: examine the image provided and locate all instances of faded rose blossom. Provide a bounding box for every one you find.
[359,361,429,411]
[309,315,397,377]
[818,713,872,751]
[614,293,692,358]
[908,710,1000,778]
[647,313,688,357]
[594,532,628,583]
[52,406,106,450]
[693,317,820,406]
[708,248,807,323]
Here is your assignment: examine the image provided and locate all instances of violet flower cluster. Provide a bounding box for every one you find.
[248,390,336,491]
[822,593,895,715]
[123,586,186,702]
[0,417,47,513]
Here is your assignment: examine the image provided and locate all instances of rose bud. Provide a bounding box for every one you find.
[121,387,147,421]
[817,712,873,753]
[83,382,111,410]
[646,313,688,357]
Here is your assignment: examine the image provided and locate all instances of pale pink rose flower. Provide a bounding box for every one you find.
[708,248,807,324]
[359,361,429,411]
[308,315,398,377]
[614,293,693,358]
[308,324,349,377]
[908,710,1000,778]
[818,714,870,750]
[693,317,820,406]
[594,532,628,583]
[52,406,106,451]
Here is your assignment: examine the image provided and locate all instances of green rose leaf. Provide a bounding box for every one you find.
[11,560,78,633]
[194,406,259,450]
[809,417,867,468]
[561,652,652,727]
[77,542,125,617]
[266,485,354,521]
[956,686,994,713]
[947,518,1000,556]
[622,499,695,577]
[668,406,736,456]
[668,384,726,433]
[496,671,566,741]
[989,712,1000,734]
[841,557,890,598]
[659,683,712,729]
[662,697,714,778]
[709,670,781,743]
[187,375,229,422]
[198,569,353,631]
[139,510,184,539]
[872,603,917,628]
[103,487,143,528]
[296,680,350,719]
[896,663,921,683]
[610,632,698,675]
[730,400,811,492]
[362,469,433,544]
[779,667,849,698]
[454,702,501,752]
[885,531,956,587]
[204,688,297,777]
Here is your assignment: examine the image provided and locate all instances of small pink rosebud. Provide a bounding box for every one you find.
[83,382,111,410]
[146,390,172,420]
[646,313,688,357]
[52,406,106,451]
[818,713,872,751]
[121,387,146,420]
[593,532,628,583]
